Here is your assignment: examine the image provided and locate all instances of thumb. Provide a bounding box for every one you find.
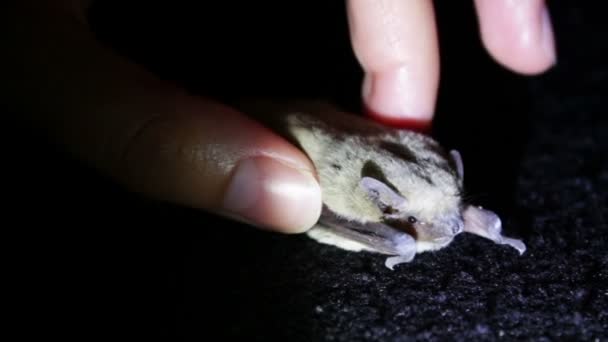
[5,2,322,233]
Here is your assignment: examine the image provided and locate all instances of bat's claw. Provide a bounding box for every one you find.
[385,254,415,270]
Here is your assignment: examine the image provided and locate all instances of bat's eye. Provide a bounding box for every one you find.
[408,216,417,224]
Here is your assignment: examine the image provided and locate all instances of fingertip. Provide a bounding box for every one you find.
[362,67,437,125]
[348,0,439,125]
[120,97,322,235]
[221,156,322,234]
[475,0,556,75]
[364,104,433,134]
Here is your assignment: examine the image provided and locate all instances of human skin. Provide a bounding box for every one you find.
[3,1,555,233]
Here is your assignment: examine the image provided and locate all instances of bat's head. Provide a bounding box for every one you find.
[359,150,466,252]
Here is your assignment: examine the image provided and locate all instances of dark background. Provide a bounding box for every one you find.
[6,1,607,340]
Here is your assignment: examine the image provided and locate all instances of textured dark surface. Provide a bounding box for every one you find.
[6,2,607,341]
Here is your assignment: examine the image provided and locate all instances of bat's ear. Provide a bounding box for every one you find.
[450,150,464,182]
[360,177,407,211]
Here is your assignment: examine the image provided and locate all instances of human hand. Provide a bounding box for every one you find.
[347,0,556,125]
[5,1,555,235]
[6,1,322,233]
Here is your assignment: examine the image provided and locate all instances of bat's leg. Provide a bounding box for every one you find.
[315,206,417,270]
[383,233,416,270]
[462,205,526,255]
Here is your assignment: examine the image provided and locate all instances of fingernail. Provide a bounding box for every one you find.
[540,5,557,64]
[222,156,322,233]
[362,67,435,122]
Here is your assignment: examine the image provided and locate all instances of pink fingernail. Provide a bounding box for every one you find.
[222,157,322,233]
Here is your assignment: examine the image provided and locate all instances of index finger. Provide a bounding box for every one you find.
[347,0,440,126]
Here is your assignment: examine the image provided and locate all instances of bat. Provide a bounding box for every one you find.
[239,100,526,270]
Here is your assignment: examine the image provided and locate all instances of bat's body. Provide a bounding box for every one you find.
[242,101,526,270]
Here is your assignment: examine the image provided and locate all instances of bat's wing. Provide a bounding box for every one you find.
[307,206,417,269]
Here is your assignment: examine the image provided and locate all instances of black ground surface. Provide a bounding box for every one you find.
[5,2,607,341]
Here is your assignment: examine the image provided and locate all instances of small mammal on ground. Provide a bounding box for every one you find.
[241,100,526,270]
